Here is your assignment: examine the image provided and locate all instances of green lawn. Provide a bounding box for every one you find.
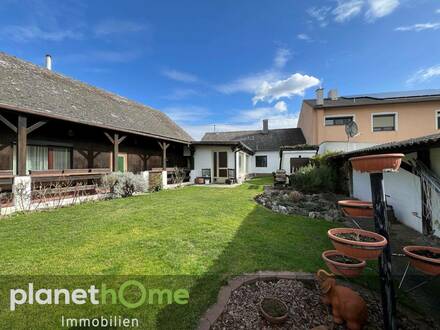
[0,176,335,328]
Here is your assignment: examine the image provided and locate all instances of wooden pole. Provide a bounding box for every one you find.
[17,115,27,176]
[113,133,119,172]
[370,172,396,330]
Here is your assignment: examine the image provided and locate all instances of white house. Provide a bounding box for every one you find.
[190,120,318,183]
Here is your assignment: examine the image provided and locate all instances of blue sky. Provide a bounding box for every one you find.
[1,0,440,139]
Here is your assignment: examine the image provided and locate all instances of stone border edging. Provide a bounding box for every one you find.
[197,271,315,330]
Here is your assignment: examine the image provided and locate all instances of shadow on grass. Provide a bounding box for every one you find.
[155,202,333,329]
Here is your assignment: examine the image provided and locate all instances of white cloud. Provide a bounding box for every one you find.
[274,101,287,112]
[366,0,399,20]
[395,22,440,32]
[163,105,210,123]
[217,71,279,94]
[333,0,364,23]
[0,25,82,42]
[94,19,147,37]
[252,73,320,104]
[407,65,440,84]
[307,6,331,27]
[273,48,291,69]
[162,69,199,83]
[297,33,311,41]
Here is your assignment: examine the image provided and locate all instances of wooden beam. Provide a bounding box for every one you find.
[158,141,170,169]
[118,135,127,144]
[104,132,114,144]
[370,173,396,330]
[27,120,48,134]
[418,150,433,235]
[17,115,27,176]
[113,133,119,172]
[0,113,17,133]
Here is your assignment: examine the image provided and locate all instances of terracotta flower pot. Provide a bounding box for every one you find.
[403,246,440,276]
[338,200,374,218]
[349,153,404,173]
[322,250,366,277]
[259,297,288,324]
[328,228,387,260]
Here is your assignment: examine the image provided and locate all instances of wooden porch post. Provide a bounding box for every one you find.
[158,141,170,170]
[370,173,396,330]
[105,132,127,172]
[418,150,433,235]
[17,116,27,176]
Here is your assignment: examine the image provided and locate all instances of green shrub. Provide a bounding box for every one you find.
[289,151,342,193]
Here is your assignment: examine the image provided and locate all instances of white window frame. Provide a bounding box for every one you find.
[371,112,398,132]
[255,155,268,168]
[436,110,440,130]
[323,114,356,127]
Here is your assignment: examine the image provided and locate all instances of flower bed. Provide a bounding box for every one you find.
[255,187,345,221]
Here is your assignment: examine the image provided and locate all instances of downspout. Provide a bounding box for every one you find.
[279,148,283,170]
[234,149,238,182]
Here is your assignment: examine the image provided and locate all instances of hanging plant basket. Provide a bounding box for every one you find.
[349,153,404,173]
[322,250,366,277]
[259,297,288,324]
[328,228,387,260]
[338,200,374,218]
[403,246,440,276]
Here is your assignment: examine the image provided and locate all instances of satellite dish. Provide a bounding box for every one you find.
[345,120,359,139]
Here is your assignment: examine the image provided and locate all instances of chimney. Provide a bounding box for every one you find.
[262,119,269,134]
[316,87,324,106]
[328,89,338,101]
[45,54,52,70]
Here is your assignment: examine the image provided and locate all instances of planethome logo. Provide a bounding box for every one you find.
[9,280,189,311]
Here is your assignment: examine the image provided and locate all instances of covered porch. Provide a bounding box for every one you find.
[190,141,254,184]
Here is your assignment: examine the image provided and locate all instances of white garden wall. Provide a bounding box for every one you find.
[353,169,424,234]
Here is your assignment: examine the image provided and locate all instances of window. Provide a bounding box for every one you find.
[255,155,267,167]
[437,111,440,129]
[325,116,353,126]
[372,113,396,131]
[13,145,71,173]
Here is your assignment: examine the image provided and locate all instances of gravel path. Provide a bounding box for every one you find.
[211,279,434,330]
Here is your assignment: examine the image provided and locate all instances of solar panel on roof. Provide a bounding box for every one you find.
[345,89,440,100]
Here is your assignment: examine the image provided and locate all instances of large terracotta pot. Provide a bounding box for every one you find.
[338,200,374,218]
[322,250,366,277]
[328,228,387,260]
[349,153,404,173]
[403,246,440,276]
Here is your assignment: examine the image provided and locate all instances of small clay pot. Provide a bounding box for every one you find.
[322,250,366,277]
[259,297,288,324]
[349,153,404,173]
[328,228,387,260]
[338,200,374,218]
[403,246,440,276]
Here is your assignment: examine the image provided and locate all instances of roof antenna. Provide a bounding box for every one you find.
[213,124,216,133]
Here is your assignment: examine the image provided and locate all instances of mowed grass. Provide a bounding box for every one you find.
[0,176,336,328]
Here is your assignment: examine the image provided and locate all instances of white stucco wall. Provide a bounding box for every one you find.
[281,150,317,174]
[249,151,280,174]
[190,145,235,181]
[352,169,424,234]
[318,141,377,154]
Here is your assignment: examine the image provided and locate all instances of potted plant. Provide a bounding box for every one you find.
[328,228,387,260]
[403,246,440,276]
[322,250,367,277]
[259,297,288,324]
[338,200,374,218]
[349,153,404,173]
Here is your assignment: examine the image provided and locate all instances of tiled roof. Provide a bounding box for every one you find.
[0,52,192,143]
